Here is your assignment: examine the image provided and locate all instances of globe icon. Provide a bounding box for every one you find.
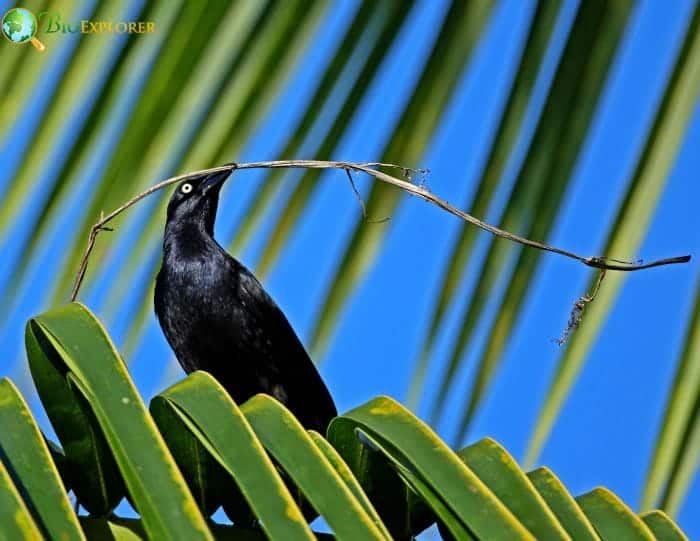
[2,7,45,51]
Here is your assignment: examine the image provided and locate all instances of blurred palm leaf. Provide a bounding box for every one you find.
[0,0,180,322]
[525,1,700,468]
[408,0,563,408]
[642,276,700,514]
[0,0,127,237]
[309,0,494,357]
[446,0,635,445]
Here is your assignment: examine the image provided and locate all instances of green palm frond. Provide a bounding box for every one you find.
[0,304,689,539]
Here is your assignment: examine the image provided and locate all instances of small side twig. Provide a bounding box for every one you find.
[344,169,368,219]
[69,160,691,302]
[344,168,390,224]
[555,269,607,346]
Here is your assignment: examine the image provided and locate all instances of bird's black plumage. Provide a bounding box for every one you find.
[154,168,337,433]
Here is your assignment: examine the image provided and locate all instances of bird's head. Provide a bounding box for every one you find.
[165,169,232,233]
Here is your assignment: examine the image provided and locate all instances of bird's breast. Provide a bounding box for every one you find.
[159,257,234,316]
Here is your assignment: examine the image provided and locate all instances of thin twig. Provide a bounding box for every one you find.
[344,168,390,224]
[344,169,368,219]
[69,160,691,301]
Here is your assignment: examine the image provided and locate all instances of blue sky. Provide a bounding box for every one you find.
[1,0,698,537]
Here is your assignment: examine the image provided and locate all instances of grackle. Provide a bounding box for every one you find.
[154,167,337,433]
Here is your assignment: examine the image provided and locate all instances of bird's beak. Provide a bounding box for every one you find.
[201,170,231,195]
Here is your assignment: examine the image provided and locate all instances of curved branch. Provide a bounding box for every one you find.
[69,160,691,301]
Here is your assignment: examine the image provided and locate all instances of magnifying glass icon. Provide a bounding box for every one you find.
[2,8,46,52]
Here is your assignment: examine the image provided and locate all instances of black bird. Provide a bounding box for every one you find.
[154,167,337,433]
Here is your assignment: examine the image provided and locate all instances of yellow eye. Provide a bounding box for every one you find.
[181,183,193,194]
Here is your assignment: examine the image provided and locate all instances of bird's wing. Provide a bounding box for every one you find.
[234,267,338,429]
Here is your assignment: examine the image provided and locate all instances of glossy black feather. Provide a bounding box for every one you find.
[154,170,337,433]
